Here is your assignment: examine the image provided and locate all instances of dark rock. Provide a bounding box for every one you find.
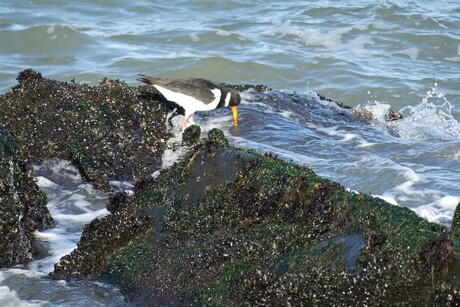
[220,83,270,93]
[419,233,454,278]
[181,125,201,146]
[365,230,388,250]
[452,202,460,231]
[69,140,109,190]
[352,107,404,123]
[207,128,229,147]
[0,69,174,189]
[51,129,459,305]
[0,126,53,267]
[106,192,136,215]
[352,108,374,121]
[387,109,403,121]
[16,68,42,84]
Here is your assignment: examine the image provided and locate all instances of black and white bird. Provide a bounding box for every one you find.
[137,75,241,130]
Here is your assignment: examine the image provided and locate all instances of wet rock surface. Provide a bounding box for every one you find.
[0,126,53,267]
[55,130,459,305]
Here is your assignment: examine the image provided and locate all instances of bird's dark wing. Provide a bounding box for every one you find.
[137,76,222,104]
[158,79,221,104]
[137,75,170,86]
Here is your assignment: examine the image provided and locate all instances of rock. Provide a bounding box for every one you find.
[0,69,174,190]
[0,126,53,267]
[207,128,229,147]
[387,109,403,121]
[181,125,201,146]
[419,233,454,279]
[1,71,456,303]
[220,83,270,93]
[452,202,460,231]
[51,129,459,305]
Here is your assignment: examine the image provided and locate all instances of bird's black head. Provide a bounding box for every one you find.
[224,88,241,126]
[229,89,241,107]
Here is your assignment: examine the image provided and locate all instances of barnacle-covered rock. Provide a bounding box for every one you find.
[0,126,53,267]
[52,129,459,305]
[0,69,173,189]
[182,125,201,147]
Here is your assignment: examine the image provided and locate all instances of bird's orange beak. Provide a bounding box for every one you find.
[232,106,238,126]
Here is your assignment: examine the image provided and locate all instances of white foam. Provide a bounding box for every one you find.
[371,21,398,30]
[317,125,339,136]
[109,180,134,193]
[347,35,375,56]
[435,195,460,211]
[161,116,190,169]
[394,169,419,194]
[33,159,83,185]
[415,206,443,223]
[0,270,46,307]
[29,161,110,274]
[375,195,400,206]
[216,29,231,36]
[190,33,200,42]
[46,25,55,34]
[356,141,377,148]
[34,176,56,188]
[0,286,41,307]
[52,209,108,223]
[340,133,358,142]
[361,90,460,140]
[395,88,460,140]
[1,267,124,305]
[445,56,460,62]
[397,48,419,61]
[413,196,459,225]
[263,26,351,49]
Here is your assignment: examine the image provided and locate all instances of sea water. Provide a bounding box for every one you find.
[0,0,459,305]
[1,161,128,306]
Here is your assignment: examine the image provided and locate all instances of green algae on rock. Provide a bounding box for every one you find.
[181,125,201,147]
[0,126,53,267]
[52,129,459,305]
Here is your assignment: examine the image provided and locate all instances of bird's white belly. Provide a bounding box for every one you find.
[154,85,221,115]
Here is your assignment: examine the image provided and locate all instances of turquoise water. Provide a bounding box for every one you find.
[1,1,460,305]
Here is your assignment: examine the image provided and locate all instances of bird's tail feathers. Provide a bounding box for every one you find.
[137,74,166,85]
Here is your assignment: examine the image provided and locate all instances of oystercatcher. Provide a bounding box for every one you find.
[137,75,240,130]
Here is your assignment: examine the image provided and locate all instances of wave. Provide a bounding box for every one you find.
[358,88,460,141]
[0,24,96,55]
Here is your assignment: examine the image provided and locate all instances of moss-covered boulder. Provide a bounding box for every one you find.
[51,129,459,305]
[181,125,201,147]
[0,125,53,267]
[0,69,175,190]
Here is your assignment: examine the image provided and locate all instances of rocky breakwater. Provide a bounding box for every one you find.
[1,70,459,304]
[0,126,53,267]
[52,127,459,305]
